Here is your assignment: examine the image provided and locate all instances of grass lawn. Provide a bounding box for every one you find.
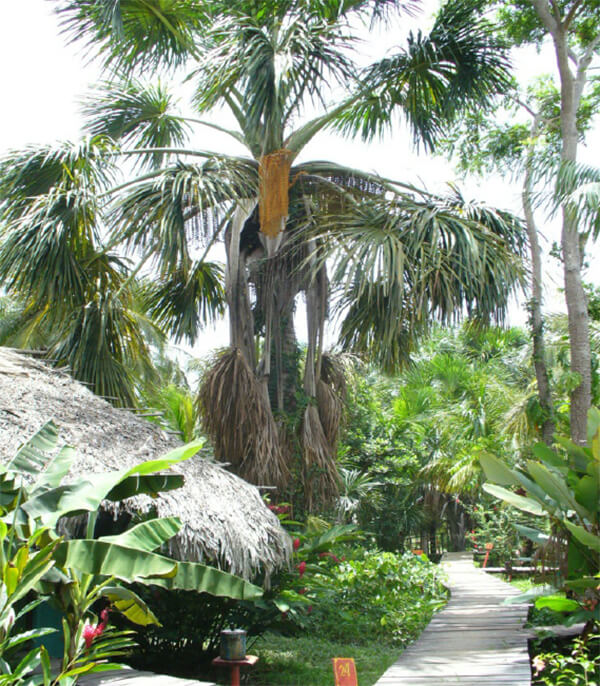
[211,633,399,686]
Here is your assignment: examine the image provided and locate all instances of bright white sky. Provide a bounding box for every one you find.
[1,1,599,359]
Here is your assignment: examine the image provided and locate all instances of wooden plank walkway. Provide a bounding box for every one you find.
[375,551,531,686]
[78,667,215,685]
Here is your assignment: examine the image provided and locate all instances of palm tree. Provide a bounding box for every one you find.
[0,0,526,507]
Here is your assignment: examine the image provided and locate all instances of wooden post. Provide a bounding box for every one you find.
[483,543,494,568]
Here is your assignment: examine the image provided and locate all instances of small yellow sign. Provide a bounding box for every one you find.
[332,657,358,686]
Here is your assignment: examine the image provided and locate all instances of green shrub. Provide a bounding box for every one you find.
[466,501,525,566]
[304,550,447,646]
[532,634,600,685]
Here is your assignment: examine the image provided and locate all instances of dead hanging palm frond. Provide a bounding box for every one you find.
[259,150,293,239]
[316,380,342,452]
[301,404,339,513]
[316,353,349,452]
[198,348,289,488]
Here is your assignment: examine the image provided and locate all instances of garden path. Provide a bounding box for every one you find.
[374,551,531,686]
[78,668,216,685]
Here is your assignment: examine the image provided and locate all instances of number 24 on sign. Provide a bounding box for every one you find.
[332,657,358,686]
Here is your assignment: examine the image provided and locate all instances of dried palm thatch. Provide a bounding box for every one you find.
[316,353,348,451]
[198,348,290,489]
[0,347,291,580]
[258,149,293,238]
[301,404,339,513]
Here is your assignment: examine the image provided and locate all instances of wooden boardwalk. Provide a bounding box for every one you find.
[78,668,215,685]
[375,552,531,686]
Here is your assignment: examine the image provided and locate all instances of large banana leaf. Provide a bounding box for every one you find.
[148,559,263,600]
[532,443,568,474]
[563,521,600,553]
[52,540,177,582]
[588,407,600,451]
[8,422,60,477]
[574,475,599,514]
[481,483,545,516]
[100,517,182,552]
[33,446,76,493]
[21,440,204,527]
[102,586,160,626]
[526,461,589,521]
[52,540,263,600]
[514,524,549,545]
[105,474,184,501]
[479,453,520,487]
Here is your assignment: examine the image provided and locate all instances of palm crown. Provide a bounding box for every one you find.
[0,0,526,507]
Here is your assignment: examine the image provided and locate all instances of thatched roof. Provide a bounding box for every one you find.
[0,348,291,580]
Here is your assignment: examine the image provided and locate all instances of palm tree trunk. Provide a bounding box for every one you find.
[225,200,256,366]
[301,228,339,509]
[273,301,298,413]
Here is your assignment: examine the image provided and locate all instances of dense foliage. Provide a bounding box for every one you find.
[532,634,600,686]
[336,325,536,555]
[304,550,447,646]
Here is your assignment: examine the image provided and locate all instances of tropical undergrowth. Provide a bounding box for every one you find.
[123,514,448,686]
[531,633,600,686]
[228,519,448,686]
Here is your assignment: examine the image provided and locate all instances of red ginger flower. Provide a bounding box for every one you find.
[293,538,300,551]
[82,611,109,650]
[298,560,306,577]
[82,623,96,649]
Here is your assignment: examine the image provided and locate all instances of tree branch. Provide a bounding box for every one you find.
[564,0,584,30]
[550,0,562,24]
[512,95,538,119]
[575,33,600,103]
[529,0,559,35]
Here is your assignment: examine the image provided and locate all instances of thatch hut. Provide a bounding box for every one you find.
[0,347,291,580]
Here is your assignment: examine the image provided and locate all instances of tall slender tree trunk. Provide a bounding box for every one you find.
[529,1,595,443]
[555,37,592,445]
[523,114,555,444]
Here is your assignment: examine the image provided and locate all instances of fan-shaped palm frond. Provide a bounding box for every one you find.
[301,0,416,23]
[82,79,190,169]
[335,0,512,149]
[51,286,151,406]
[318,187,525,371]
[0,139,117,308]
[336,467,381,522]
[554,161,600,240]
[192,10,356,151]
[0,296,49,350]
[109,157,257,273]
[0,138,115,222]
[141,261,226,344]
[55,0,205,73]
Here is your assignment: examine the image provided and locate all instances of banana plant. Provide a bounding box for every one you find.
[480,407,600,629]
[0,422,263,680]
[0,513,138,685]
[3,421,262,596]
